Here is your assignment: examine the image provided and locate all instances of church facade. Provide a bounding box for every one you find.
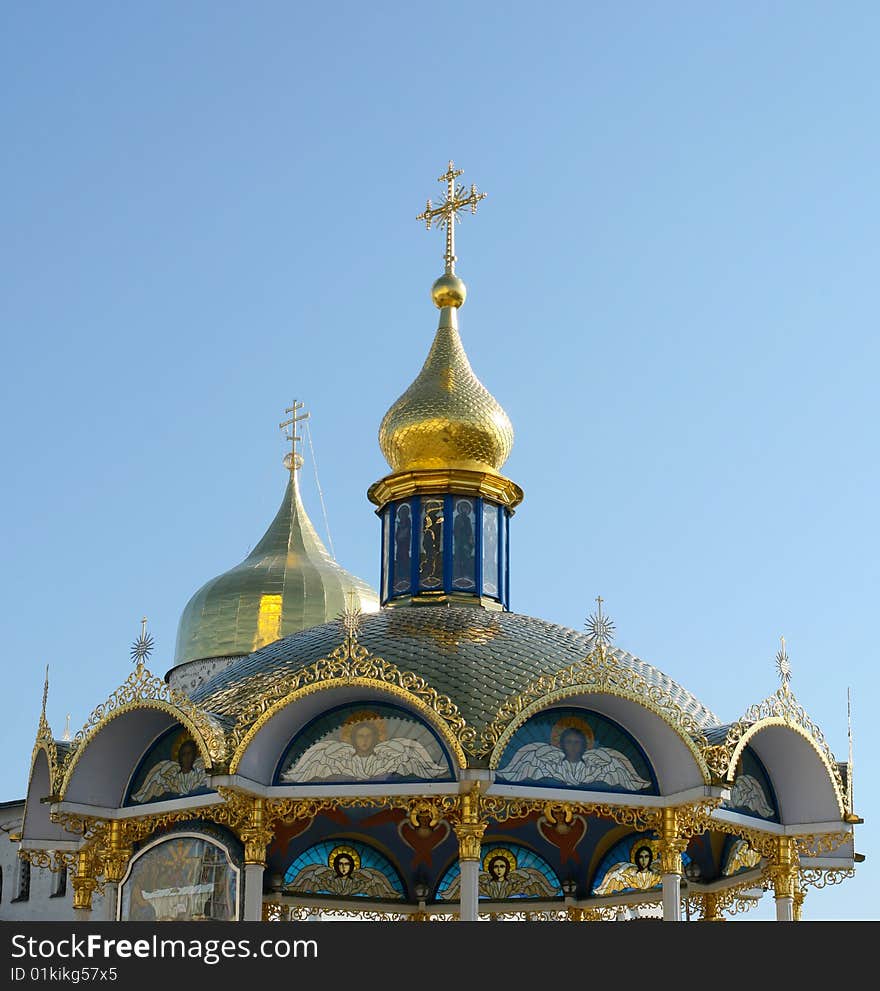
[5,163,860,923]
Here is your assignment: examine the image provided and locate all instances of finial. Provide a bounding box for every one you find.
[41,664,49,719]
[280,400,310,472]
[847,687,854,813]
[585,595,615,649]
[775,635,791,690]
[416,159,487,308]
[338,589,363,648]
[130,617,154,667]
[62,714,71,742]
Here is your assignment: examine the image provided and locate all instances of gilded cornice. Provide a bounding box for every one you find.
[367,468,523,511]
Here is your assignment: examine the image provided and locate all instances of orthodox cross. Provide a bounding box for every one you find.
[416,161,487,274]
[280,400,310,471]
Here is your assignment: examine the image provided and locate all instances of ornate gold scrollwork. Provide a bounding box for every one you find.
[701,686,847,815]
[223,637,472,771]
[480,644,712,773]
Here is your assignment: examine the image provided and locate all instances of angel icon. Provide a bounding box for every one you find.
[441,847,560,901]
[285,845,402,899]
[593,840,662,896]
[722,837,763,877]
[497,716,651,791]
[729,773,774,818]
[280,711,450,783]
[131,737,208,804]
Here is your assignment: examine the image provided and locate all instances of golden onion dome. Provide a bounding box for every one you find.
[378,300,514,475]
[173,467,378,668]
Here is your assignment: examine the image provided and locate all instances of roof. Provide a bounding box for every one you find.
[191,607,721,735]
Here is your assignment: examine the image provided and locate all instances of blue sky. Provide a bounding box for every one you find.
[1,2,876,919]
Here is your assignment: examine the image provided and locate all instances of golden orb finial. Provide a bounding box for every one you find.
[431,272,467,309]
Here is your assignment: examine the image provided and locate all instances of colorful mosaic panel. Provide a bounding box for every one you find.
[496,707,657,793]
[275,702,455,785]
[284,840,405,899]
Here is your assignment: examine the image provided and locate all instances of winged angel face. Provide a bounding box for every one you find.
[285,846,403,901]
[497,718,651,792]
[280,712,451,784]
[440,848,560,901]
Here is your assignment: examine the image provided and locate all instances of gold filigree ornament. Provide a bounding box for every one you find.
[799,867,856,893]
[701,645,846,815]
[58,658,228,799]
[225,636,471,771]
[483,642,712,781]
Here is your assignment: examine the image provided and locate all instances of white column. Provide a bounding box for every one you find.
[243,864,265,921]
[775,895,794,922]
[103,882,119,921]
[662,872,681,921]
[459,859,480,922]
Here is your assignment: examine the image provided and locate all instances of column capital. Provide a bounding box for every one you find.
[101,819,132,884]
[240,796,275,866]
[657,807,688,875]
[454,821,487,862]
[769,836,799,901]
[72,848,98,911]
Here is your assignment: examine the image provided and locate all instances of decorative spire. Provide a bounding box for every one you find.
[847,687,854,814]
[775,635,791,691]
[280,400,310,472]
[62,714,71,742]
[41,664,49,721]
[130,617,154,668]
[585,595,615,650]
[416,160,486,309]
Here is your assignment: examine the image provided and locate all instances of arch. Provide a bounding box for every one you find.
[489,688,711,792]
[727,719,844,822]
[124,724,215,806]
[274,700,456,786]
[435,841,561,901]
[283,837,406,900]
[494,706,659,795]
[119,830,240,921]
[229,679,468,780]
[59,703,216,806]
[21,748,74,846]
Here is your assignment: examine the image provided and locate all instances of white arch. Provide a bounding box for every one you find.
[230,682,465,785]
[728,719,844,824]
[490,692,709,795]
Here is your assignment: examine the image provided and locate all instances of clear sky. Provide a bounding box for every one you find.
[1,2,876,919]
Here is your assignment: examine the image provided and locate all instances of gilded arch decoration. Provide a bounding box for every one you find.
[700,683,848,815]
[726,718,845,819]
[58,660,227,800]
[227,670,470,774]
[485,680,712,786]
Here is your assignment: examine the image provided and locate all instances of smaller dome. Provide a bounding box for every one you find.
[379,307,513,474]
[173,470,378,668]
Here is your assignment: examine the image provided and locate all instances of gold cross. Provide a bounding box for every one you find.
[416,160,487,274]
[280,400,310,471]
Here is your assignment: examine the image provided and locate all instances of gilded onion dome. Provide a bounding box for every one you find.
[173,462,379,668]
[378,161,513,477]
[378,306,514,475]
